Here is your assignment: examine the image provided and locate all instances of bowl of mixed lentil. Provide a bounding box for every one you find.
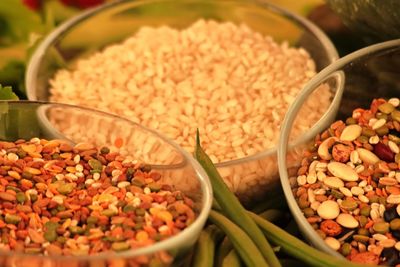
[25,0,338,205]
[0,101,212,266]
[278,39,400,265]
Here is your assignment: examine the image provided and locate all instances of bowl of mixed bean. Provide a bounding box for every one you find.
[0,101,212,267]
[278,39,400,265]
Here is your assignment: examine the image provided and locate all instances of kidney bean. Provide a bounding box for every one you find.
[374,142,395,162]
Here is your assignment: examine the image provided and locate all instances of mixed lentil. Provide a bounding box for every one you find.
[294,97,400,265]
[0,138,196,258]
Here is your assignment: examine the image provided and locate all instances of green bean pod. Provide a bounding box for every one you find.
[209,210,269,267]
[195,132,281,267]
[258,209,286,223]
[191,225,223,267]
[279,259,310,267]
[215,237,233,267]
[222,249,241,267]
[249,212,370,267]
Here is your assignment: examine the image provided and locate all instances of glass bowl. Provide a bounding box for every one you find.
[278,39,400,257]
[327,0,400,44]
[25,0,338,205]
[0,100,212,267]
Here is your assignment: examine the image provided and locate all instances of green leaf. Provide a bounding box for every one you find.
[0,0,81,99]
[43,0,80,25]
[0,60,26,98]
[0,0,45,44]
[0,45,26,68]
[0,84,19,100]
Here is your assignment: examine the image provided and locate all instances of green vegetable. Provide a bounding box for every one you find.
[258,209,286,223]
[209,210,269,267]
[0,62,25,97]
[0,96,41,141]
[249,212,368,267]
[0,0,43,45]
[0,84,18,100]
[191,225,224,267]
[222,249,241,267]
[195,131,280,267]
[0,0,44,97]
[279,259,310,267]
[215,237,233,267]
[0,0,79,96]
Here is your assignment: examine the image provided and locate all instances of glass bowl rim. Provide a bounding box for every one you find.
[277,39,400,256]
[0,100,213,261]
[25,0,339,167]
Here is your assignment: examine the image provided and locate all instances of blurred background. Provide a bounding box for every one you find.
[0,0,381,99]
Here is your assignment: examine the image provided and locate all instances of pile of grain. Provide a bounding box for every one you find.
[50,19,330,163]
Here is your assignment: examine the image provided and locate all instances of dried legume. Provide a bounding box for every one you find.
[0,138,196,260]
[294,98,400,265]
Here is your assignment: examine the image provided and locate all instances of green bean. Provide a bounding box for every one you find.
[258,209,286,223]
[215,237,233,267]
[192,225,223,267]
[213,199,222,210]
[195,132,281,267]
[209,210,269,267]
[279,259,310,267]
[249,212,369,267]
[222,249,241,267]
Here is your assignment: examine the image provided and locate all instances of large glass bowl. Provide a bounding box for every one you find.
[278,39,400,257]
[25,0,338,204]
[0,101,212,267]
[327,0,400,44]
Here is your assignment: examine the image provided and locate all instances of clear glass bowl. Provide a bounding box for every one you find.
[0,100,212,267]
[25,0,338,205]
[278,39,400,256]
[327,0,400,44]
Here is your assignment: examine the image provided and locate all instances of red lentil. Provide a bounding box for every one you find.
[0,138,196,259]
